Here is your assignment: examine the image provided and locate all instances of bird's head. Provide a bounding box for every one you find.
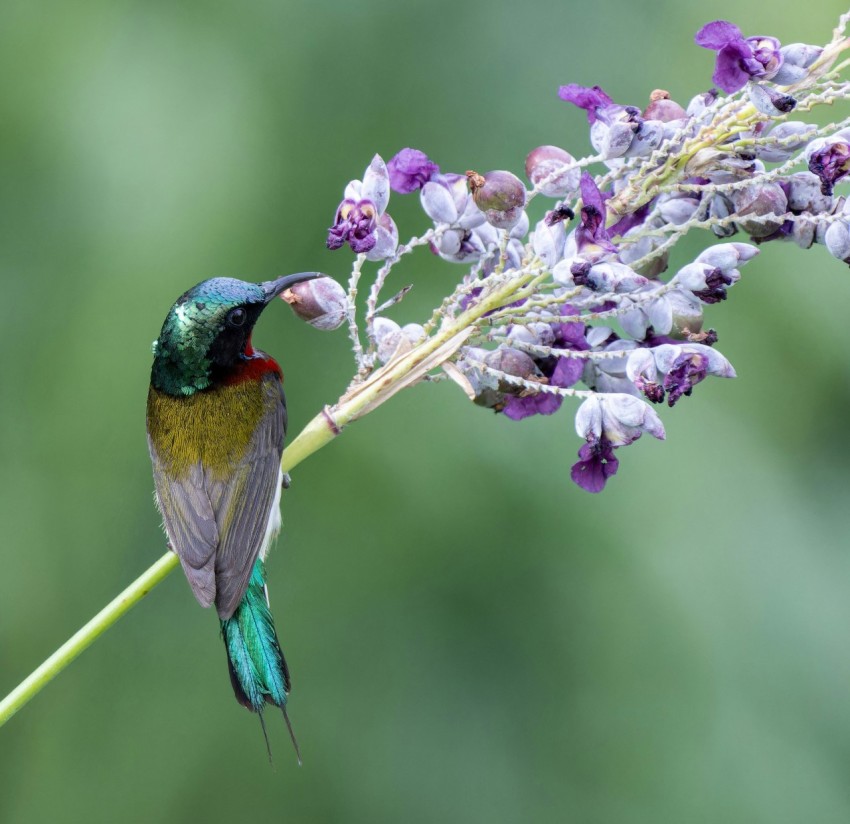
[151,273,319,396]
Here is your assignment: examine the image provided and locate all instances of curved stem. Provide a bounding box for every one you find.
[0,552,178,726]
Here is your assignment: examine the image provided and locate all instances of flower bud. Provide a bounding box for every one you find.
[782,42,823,68]
[467,170,527,230]
[653,343,735,379]
[772,43,822,84]
[361,155,390,216]
[401,323,426,345]
[625,120,664,157]
[507,322,555,347]
[667,289,704,338]
[366,212,399,261]
[747,83,796,117]
[807,136,850,195]
[373,317,407,364]
[620,307,650,340]
[584,261,649,293]
[789,214,817,249]
[731,182,788,238]
[525,145,580,197]
[420,181,458,224]
[532,218,566,268]
[462,346,542,409]
[755,121,814,162]
[707,193,737,238]
[387,148,439,193]
[785,172,833,214]
[597,120,638,159]
[484,346,539,381]
[659,196,700,225]
[618,229,669,278]
[676,262,740,303]
[825,220,850,261]
[643,90,687,122]
[510,211,530,240]
[686,89,718,119]
[600,393,665,445]
[575,396,603,440]
[282,276,347,330]
[696,241,758,271]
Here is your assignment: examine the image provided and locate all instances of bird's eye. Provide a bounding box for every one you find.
[227,308,247,327]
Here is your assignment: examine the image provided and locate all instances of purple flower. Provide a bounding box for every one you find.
[693,268,734,304]
[502,306,587,421]
[501,357,582,421]
[326,199,378,253]
[570,436,619,493]
[808,140,850,195]
[553,303,589,350]
[558,84,615,124]
[663,352,709,406]
[695,21,783,94]
[327,155,395,257]
[501,387,561,420]
[387,148,440,194]
[575,173,617,256]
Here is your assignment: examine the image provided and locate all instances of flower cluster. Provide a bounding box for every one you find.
[303,16,850,493]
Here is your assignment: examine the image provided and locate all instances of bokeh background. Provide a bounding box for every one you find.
[2,0,850,822]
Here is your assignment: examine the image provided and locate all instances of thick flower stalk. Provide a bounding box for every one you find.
[3,13,850,725]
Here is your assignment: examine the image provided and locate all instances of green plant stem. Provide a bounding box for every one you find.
[0,266,533,730]
[0,551,178,726]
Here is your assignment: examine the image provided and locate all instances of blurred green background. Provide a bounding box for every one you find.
[2,0,850,822]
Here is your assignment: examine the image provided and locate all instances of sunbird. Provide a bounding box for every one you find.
[146,273,319,761]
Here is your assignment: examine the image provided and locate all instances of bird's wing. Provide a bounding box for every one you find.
[148,375,287,618]
[149,457,220,609]
[206,383,286,619]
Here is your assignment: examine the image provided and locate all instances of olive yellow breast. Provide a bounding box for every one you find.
[146,377,282,480]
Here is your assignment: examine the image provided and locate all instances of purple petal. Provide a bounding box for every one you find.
[326,198,378,253]
[575,176,617,256]
[550,355,583,389]
[714,42,758,93]
[387,148,440,194]
[695,20,744,50]
[579,171,607,215]
[502,391,563,421]
[348,232,377,254]
[663,352,709,406]
[808,142,850,195]
[570,438,619,493]
[558,84,615,124]
[609,201,652,237]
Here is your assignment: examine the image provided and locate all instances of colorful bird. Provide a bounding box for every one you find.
[146,273,319,761]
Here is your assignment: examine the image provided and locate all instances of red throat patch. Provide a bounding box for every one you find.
[224,337,283,385]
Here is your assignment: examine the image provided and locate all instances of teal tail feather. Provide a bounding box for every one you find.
[221,559,300,764]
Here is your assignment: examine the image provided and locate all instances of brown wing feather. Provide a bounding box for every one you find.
[147,375,287,619]
[150,460,219,608]
[208,383,285,618]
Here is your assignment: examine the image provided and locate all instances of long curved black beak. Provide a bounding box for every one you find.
[260,272,323,303]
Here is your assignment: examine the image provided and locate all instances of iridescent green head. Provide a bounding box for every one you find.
[151,274,319,396]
